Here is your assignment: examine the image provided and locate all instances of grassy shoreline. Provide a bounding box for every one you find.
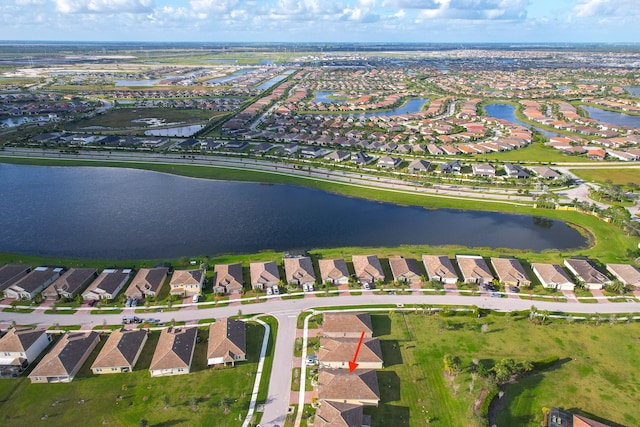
[0,155,637,265]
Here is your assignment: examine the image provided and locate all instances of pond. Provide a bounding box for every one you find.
[0,164,588,259]
[582,106,640,128]
[206,68,256,84]
[256,70,295,90]
[484,103,558,138]
[625,87,640,97]
[314,97,430,118]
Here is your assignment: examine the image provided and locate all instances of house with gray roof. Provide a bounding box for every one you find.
[318,369,380,406]
[91,329,148,374]
[149,327,197,377]
[0,328,51,378]
[82,269,132,301]
[207,318,246,367]
[388,256,422,284]
[4,267,63,300]
[422,255,459,285]
[213,263,244,295]
[284,256,316,287]
[0,264,31,293]
[250,261,280,291]
[564,259,612,290]
[29,332,100,383]
[318,259,350,285]
[43,268,98,300]
[314,401,371,427]
[125,267,169,300]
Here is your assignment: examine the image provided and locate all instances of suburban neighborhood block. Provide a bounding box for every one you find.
[318,259,350,285]
[531,263,576,291]
[317,369,380,406]
[388,256,422,284]
[318,337,383,369]
[169,269,205,297]
[491,258,531,287]
[124,267,169,300]
[3,266,63,300]
[352,255,384,286]
[82,268,133,301]
[323,312,374,338]
[456,255,494,285]
[564,259,612,290]
[283,256,316,288]
[0,264,31,293]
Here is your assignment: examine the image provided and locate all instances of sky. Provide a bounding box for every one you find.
[1,0,639,43]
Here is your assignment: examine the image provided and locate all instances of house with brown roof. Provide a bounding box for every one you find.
[0,328,52,378]
[91,329,148,374]
[491,258,531,288]
[284,256,316,288]
[149,327,198,377]
[0,264,31,293]
[169,269,204,297]
[213,263,244,295]
[531,263,575,291]
[43,268,98,300]
[82,269,133,301]
[207,318,246,367]
[250,261,280,291]
[3,266,64,300]
[422,255,459,284]
[29,331,100,383]
[455,255,494,285]
[606,264,640,289]
[388,256,422,284]
[323,312,373,339]
[352,255,385,286]
[548,407,611,427]
[314,400,371,427]
[318,259,350,285]
[564,259,612,289]
[318,369,380,406]
[125,267,169,300]
[318,337,383,370]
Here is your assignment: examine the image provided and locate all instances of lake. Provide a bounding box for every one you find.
[314,97,430,118]
[582,106,640,128]
[484,103,557,138]
[0,164,587,260]
[206,68,256,84]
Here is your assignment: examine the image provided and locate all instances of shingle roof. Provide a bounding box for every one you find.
[564,259,611,285]
[214,263,244,292]
[250,261,280,286]
[43,268,97,298]
[352,255,384,282]
[455,255,494,282]
[284,257,316,284]
[491,258,531,284]
[207,318,246,363]
[318,259,350,281]
[0,328,47,353]
[0,264,30,290]
[84,269,131,295]
[170,270,203,286]
[10,267,62,293]
[606,264,640,286]
[91,329,147,370]
[422,255,459,281]
[532,263,574,287]
[323,312,373,337]
[318,369,380,402]
[388,256,422,280]
[125,267,168,297]
[318,337,383,365]
[149,327,197,372]
[314,401,367,427]
[29,332,99,379]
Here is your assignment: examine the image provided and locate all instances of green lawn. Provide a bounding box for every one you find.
[363,312,640,427]
[571,168,640,187]
[475,142,594,163]
[0,323,267,427]
[68,108,221,130]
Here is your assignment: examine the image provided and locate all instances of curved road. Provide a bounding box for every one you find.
[2,294,639,427]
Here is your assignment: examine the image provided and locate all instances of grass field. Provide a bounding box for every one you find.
[571,168,640,187]
[364,312,639,427]
[475,142,593,163]
[0,322,268,427]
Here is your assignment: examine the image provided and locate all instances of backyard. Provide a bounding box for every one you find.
[364,311,639,427]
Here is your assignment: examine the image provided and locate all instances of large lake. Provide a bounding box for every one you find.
[484,104,557,138]
[0,165,587,259]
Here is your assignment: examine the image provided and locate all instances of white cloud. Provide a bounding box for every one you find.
[53,0,153,14]
[417,0,528,20]
[573,0,640,18]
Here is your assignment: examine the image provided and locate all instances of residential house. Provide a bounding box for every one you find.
[90,329,148,374]
[376,155,402,168]
[82,269,133,301]
[284,256,316,287]
[472,163,496,177]
[564,259,612,290]
[352,255,385,286]
[548,407,611,427]
[388,256,422,284]
[149,327,198,377]
[440,160,461,174]
[531,263,575,291]
[250,261,280,291]
[351,152,375,165]
[407,159,431,173]
[29,332,100,383]
[42,268,97,300]
[169,269,205,297]
[0,264,31,293]
[300,146,324,158]
[606,264,640,289]
[317,369,380,406]
[325,150,350,162]
[4,267,63,300]
[318,259,350,285]
[455,255,494,285]
[318,337,383,369]
[125,267,169,300]
[0,328,51,378]
[314,401,371,427]
[422,255,459,284]
[504,163,530,179]
[529,166,561,180]
[491,258,531,288]
[213,263,244,295]
[323,312,373,338]
[207,318,246,367]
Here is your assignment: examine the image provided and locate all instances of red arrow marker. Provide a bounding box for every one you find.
[348,331,365,373]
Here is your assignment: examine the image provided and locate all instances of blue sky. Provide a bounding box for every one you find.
[1,0,638,43]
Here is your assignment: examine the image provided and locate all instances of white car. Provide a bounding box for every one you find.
[273,286,280,295]
[266,287,273,295]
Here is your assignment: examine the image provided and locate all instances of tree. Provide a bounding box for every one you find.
[443,354,461,376]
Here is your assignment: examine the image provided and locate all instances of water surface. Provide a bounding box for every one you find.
[0,164,587,259]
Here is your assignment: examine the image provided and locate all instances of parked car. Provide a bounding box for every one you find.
[490,292,502,298]
[509,286,520,293]
[273,286,280,295]
[266,287,273,295]
[192,294,200,303]
[122,316,142,324]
